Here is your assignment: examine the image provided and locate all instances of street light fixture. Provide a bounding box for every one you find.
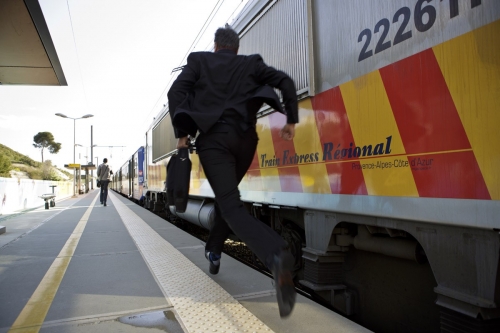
[55,113,94,197]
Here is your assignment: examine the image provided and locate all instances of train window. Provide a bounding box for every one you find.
[152,114,177,162]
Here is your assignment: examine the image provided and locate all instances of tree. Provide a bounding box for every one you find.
[33,132,61,163]
[0,153,11,177]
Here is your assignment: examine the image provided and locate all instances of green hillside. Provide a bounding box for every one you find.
[0,143,71,180]
[0,143,41,168]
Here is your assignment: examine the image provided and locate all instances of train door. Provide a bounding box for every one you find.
[117,169,121,192]
[132,152,138,200]
[133,147,144,202]
[128,159,133,197]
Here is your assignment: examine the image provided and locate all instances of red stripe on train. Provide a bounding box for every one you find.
[380,48,489,199]
[249,150,260,170]
[409,152,490,199]
[311,87,368,195]
[379,49,471,153]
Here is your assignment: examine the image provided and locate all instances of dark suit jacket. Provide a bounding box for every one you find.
[167,49,298,138]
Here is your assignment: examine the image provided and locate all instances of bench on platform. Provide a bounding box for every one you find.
[40,185,57,209]
[39,194,56,209]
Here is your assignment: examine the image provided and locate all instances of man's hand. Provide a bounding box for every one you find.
[177,136,190,149]
[279,123,295,141]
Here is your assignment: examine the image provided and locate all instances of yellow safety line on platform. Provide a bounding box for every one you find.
[110,192,275,333]
[8,194,100,333]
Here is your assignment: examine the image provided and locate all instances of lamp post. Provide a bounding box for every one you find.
[55,113,94,197]
[90,143,96,190]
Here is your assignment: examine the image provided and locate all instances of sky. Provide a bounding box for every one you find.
[0,0,250,171]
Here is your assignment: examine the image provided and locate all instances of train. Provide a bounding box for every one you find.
[113,146,144,205]
[112,1,500,332]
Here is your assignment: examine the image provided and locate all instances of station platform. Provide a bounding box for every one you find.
[0,190,371,333]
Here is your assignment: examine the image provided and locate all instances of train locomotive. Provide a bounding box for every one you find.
[113,1,500,332]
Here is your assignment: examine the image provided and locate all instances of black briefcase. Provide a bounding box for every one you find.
[166,148,191,213]
[166,157,176,206]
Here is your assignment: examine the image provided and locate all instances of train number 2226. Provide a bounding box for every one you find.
[357,0,482,62]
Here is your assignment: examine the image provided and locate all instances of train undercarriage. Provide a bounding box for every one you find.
[136,191,500,333]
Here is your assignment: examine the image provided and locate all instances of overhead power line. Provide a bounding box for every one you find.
[202,0,247,51]
[143,0,242,129]
[178,0,225,67]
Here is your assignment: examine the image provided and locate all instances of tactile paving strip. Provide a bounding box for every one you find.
[110,193,274,333]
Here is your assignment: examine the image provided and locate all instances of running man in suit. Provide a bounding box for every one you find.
[168,26,298,317]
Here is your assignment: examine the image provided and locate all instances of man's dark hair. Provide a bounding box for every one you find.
[214,26,239,51]
[103,158,108,163]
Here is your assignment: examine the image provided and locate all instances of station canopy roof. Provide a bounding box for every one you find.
[0,0,67,85]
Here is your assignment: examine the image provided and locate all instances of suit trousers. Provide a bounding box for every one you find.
[196,123,286,269]
[100,180,109,204]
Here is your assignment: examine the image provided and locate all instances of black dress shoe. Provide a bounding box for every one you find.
[205,251,220,275]
[272,250,296,318]
[104,203,107,206]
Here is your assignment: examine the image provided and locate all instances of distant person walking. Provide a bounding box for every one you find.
[97,158,112,206]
